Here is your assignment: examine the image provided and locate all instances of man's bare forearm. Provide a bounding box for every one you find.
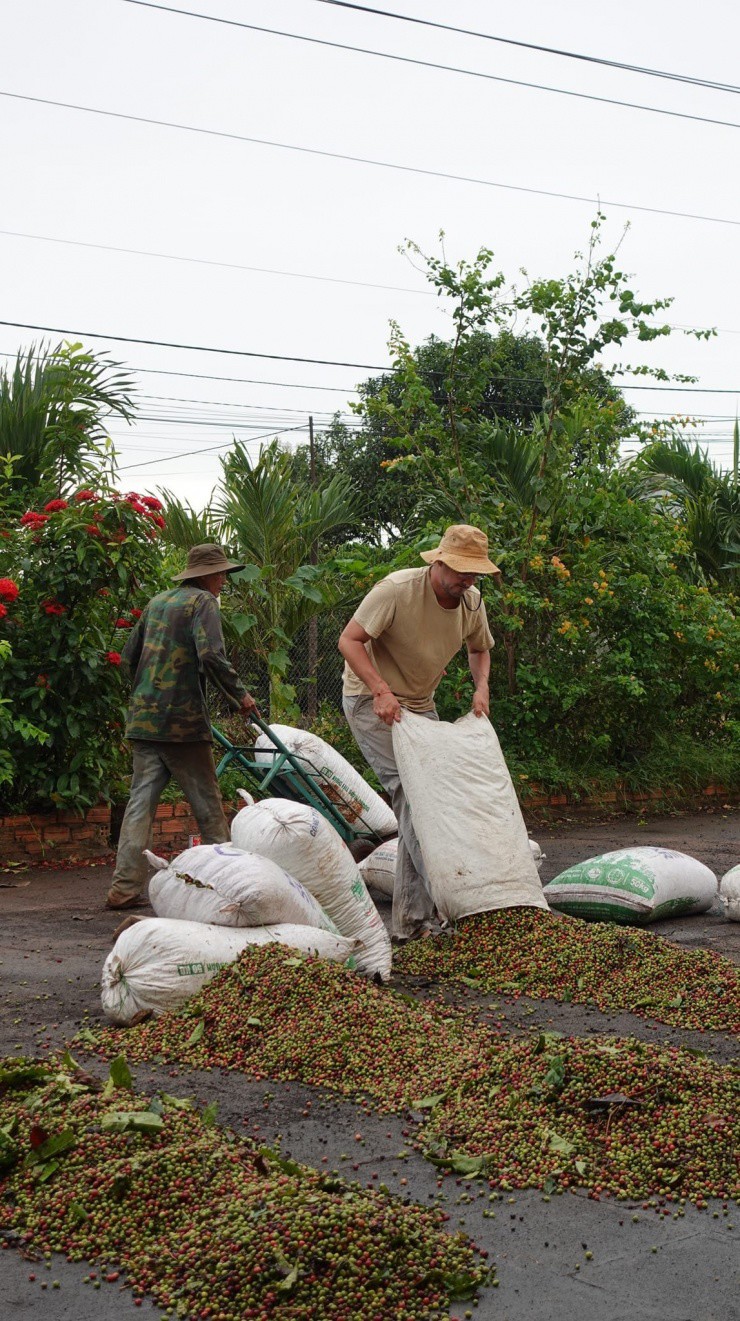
[468,648,491,717]
[468,648,490,690]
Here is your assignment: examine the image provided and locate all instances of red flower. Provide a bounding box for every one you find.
[114,617,132,628]
[84,524,101,536]
[0,603,7,621]
[130,608,142,619]
[41,600,66,617]
[105,651,122,665]
[98,588,110,598]
[36,674,49,688]
[44,499,68,513]
[75,489,97,502]
[148,514,166,530]
[0,578,19,602]
[141,496,163,511]
[20,511,49,529]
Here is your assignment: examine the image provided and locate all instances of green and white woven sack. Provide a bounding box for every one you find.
[544,847,717,925]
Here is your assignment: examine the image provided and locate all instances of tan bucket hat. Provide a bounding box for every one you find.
[420,524,500,576]
[172,543,246,580]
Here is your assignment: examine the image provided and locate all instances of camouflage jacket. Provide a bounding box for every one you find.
[122,585,248,742]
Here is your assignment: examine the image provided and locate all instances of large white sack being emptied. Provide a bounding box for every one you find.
[719,864,740,921]
[254,724,397,837]
[392,712,548,922]
[231,796,392,981]
[545,847,717,925]
[358,838,397,899]
[145,843,338,934]
[358,835,544,902]
[101,917,356,1024]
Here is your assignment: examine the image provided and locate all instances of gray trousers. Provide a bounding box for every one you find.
[109,741,229,901]
[343,695,437,939]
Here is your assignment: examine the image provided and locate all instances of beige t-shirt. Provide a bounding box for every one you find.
[342,567,494,711]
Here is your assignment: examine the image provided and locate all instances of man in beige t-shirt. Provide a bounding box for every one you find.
[339,525,499,941]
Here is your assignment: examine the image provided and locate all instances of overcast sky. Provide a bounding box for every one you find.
[2,0,739,507]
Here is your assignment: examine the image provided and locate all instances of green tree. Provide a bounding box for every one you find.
[0,341,134,511]
[358,218,711,692]
[628,436,740,584]
[162,441,359,719]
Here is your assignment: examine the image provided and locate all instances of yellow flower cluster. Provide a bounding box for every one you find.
[551,555,571,579]
[529,554,545,571]
[591,571,613,596]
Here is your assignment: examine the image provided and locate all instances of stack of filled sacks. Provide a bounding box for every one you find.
[230,794,392,981]
[101,826,383,1024]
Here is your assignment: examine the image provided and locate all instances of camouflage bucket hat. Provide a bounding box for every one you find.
[172,543,246,580]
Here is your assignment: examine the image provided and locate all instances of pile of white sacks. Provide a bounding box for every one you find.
[102,793,394,1025]
[101,715,554,1024]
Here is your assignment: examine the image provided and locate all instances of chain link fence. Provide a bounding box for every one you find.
[225,609,346,724]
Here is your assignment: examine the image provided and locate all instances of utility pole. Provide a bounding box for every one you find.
[307,415,318,721]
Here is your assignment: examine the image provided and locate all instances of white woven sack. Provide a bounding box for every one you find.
[719,864,740,921]
[101,917,356,1024]
[145,843,338,933]
[254,724,397,837]
[392,711,548,922]
[231,795,392,980]
[358,838,397,899]
[545,847,718,925]
[358,835,544,901]
[529,840,545,871]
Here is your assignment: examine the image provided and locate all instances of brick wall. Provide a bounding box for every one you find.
[1,785,737,866]
[0,801,226,866]
[521,781,740,819]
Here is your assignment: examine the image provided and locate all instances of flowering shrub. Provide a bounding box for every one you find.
[0,491,166,813]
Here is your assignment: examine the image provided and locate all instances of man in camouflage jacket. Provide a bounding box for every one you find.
[106,544,257,909]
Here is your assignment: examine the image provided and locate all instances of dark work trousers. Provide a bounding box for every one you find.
[108,740,229,902]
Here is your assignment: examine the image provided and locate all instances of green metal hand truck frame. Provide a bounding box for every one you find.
[212,716,385,849]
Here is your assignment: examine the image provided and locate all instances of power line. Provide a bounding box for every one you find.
[118,423,308,470]
[136,413,333,428]
[139,392,351,415]
[4,234,740,355]
[620,383,740,395]
[130,367,360,392]
[2,326,740,394]
[311,0,740,95]
[0,318,389,371]
[119,1,740,132]
[3,90,739,229]
[0,228,431,297]
[2,234,738,343]
[0,349,359,393]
